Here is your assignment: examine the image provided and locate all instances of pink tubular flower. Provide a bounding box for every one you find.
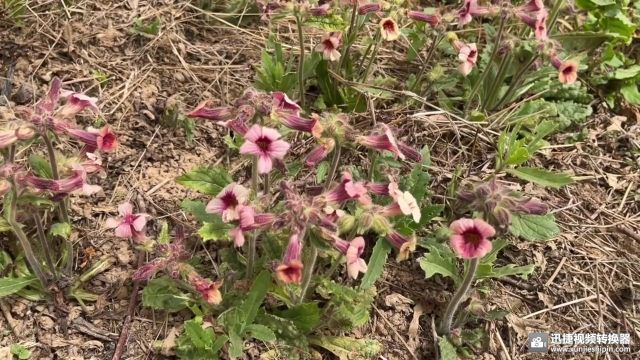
[187,101,233,121]
[550,56,579,84]
[276,113,323,137]
[315,32,342,62]
[36,77,62,115]
[276,231,304,284]
[229,205,275,247]
[408,10,440,27]
[358,3,381,15]
[239,125,290,174]
[66,125,118,153]
[458,0,493,26]
[357,124,405,160]
[206,183,250,223]
[58,92,99,118]
[272,91,301,116]
[305,138,335,167]
[187,272,223,305]
[379,17,401,41]
[0,130,19,149]
[310,3,331,16]
[398,142,423,162]
[454,41,478,76]
[26,165,101,195]
[386,231,417,261]
[333,236,368,279]
[324,171,371,205]
[518,9,548,40]
[105,202,148,242]
[449,218,495,259]
[520,0,545,13]
[387,182,421,222]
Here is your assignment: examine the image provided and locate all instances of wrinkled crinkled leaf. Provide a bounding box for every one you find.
[245,324,276,343]
[439,336,458,360]
[176,167,232,195]
[29,154,53,179]
[316,161,329,184]
[275,302,321,333]
[142,277,189,312]
[0,276,36,297]
[510,214,561,241]
[359,239,391,290]
[0,218,11,233]
[198,217,232,242]
[507,167,574,188]
[620,82,640,105]
[309,336,382,360]
[181,199,216,223]
[613,65,640,80]
[419,246,462,285]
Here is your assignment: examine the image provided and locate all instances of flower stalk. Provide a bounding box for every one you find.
[296,13,306,108]
[324,143,342,190]
[439,257,479,335]
[33,212,58,280]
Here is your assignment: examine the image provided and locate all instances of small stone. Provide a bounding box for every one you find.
[37,315,55,330]
[11,301,28,317]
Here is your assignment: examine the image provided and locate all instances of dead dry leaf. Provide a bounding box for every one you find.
[407,303,425,351]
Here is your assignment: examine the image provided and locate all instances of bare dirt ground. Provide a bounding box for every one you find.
[1,1,639,359]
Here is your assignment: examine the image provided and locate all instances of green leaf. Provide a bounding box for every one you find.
[317,279,375,330]
[309,336,382,360]
[10,344,31,360]
[29,154,53,178]
[141,277,189,312]
[245,324,276,343]
[49,222,71,240]
[228,330,244,360]
[176,167,232,195]
[0,218,11,233]
[275,302,321,333]
[419,246,462,284]
[198,217,232,242]
[510,214,561,241]
[613,65,640,80]
[316,161,329,184]
[601,12,637,42]
[620,82,640,105]
[555,101,593,128]
[181,199,216,223]
[506,146,530,166]
[239,271,271,326]
[359,239,391,290]
[157,222,170,245]
[183,318,213,348]
[439,336,458,360]
[507,167,573,188]
[477,264,536,280]
[0,276,36,297]
[551,31,616,51]
[176,318,227,359]
[576,0,615,8]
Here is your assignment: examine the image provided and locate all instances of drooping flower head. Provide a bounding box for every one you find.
[305,137,335,167]
[449,218,495,259]
[229,205,275,247]
[379,17,401,41]
[105,202,149,242]
[358,3,382,15]
[276,231,304,284]
[66,125,118,153]
[187,272,223,305]
[58,91,99,118]
[386,231,417,261]
[310,3,331,16]
[458,0,494,26]
[187,101,234,121]
[550,56,579,84]
[315,32,343,62]
[381,182,421,222]
[357,124,405,159]
[324,171,372,205]
[520,0,545,13]
[453,40,478,76]
[276,113,323,137]
[25,165,102,196]
[408,10,440,27]
[333,236,368,279]
[272,91,302,116]
[518,9,548,40]
[239,125,290,174]
[206,183,250,223]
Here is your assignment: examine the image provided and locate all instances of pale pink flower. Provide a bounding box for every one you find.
[276,231,304,284]
[229,205,275,247]
[105,202,148,242]
[315,32,342,62]
[272,91,302,116]
[454,41,478,76]
[386,182,421,222]
[36,77,62,115]
[550,56,579,84]
[239,125,290,174]
[379,17,400,41]
[206,183,250,222]
[26,165,101,196]
[518,9,548,40]
[66,125,118,153]
[449,218,495,259]
[520,0,544,13]
[0,130,19,149]
[386,231,417,261]
[458,0,493,26]
[58,91,99,118]
[186,272,223,304]
[333,236,368,279]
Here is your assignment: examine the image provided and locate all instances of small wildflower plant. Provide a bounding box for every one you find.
[0,78,117,301]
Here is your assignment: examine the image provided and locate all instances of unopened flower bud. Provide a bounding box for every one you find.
[356,212,374,234]
[358,3,381,15]
[371,214,392,235]
[15,126,35,140]
[446,32,459,43]
[493,206,512,228]
[516,198,547,214]
[337,214,356,234]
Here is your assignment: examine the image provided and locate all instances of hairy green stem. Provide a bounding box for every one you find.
[33,212,58,280]
[7,184,48,287]
[323,144,342,190]
[298,242,317,304]
[464,13,506,113]
[484,54,512,111]
[296,14,306,108]
[360,32,381,82]
[339,3,359,74]
[439,258,479,335]
[495,54,538,108]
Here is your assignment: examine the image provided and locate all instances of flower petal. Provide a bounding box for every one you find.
[115,224,132,238]
[118,202,134,216]
[257,155,273,174]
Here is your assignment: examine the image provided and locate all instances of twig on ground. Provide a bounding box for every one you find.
[523,295,598,319]
[373,305,419,360]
